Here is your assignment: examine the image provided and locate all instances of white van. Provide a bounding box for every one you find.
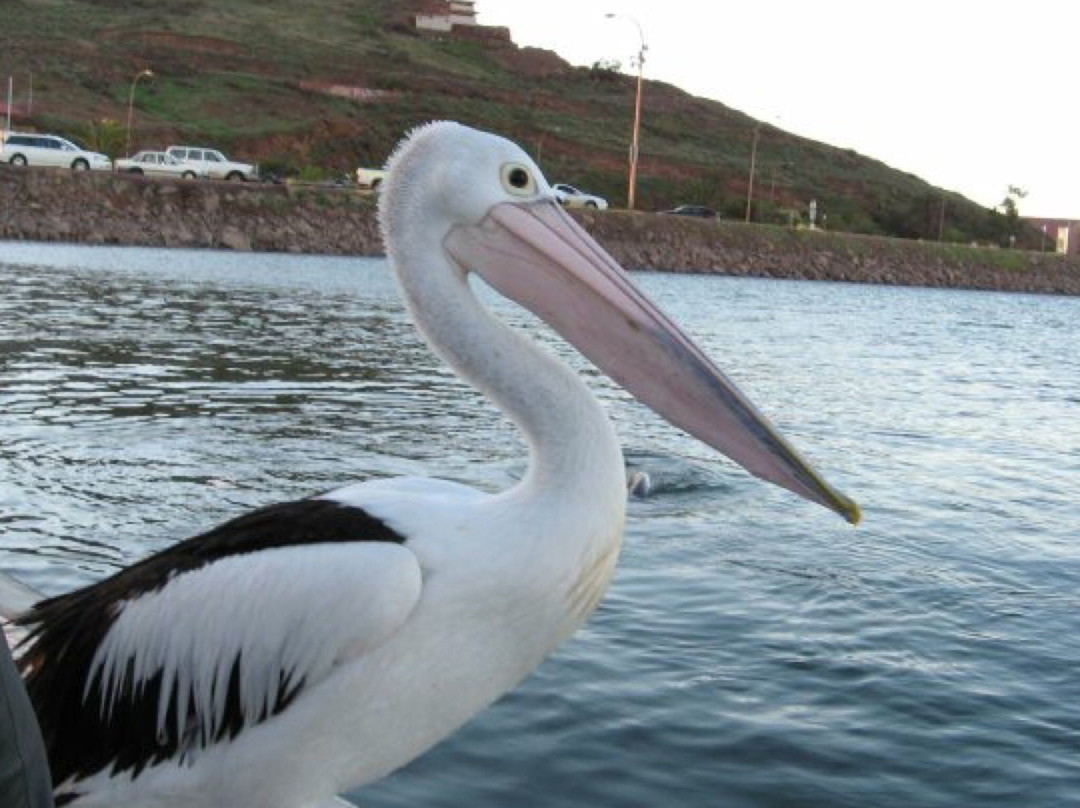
[1,133,112,171]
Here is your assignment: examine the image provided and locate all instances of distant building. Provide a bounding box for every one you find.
[1023,217,1080,255]
[412,1,511,43]
[415,0,479,33]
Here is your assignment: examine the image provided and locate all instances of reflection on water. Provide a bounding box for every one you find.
[2,242,1079,808]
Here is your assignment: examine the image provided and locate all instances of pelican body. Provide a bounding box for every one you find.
[10,122,857,808]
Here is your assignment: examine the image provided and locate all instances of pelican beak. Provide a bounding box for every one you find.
[445,200,860,524]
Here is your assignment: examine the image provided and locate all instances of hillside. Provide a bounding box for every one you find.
[0,0,1037,245]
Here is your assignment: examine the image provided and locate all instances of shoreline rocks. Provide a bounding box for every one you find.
[3,166,1079,295]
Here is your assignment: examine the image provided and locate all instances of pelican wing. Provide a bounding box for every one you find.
[17,499,422,785]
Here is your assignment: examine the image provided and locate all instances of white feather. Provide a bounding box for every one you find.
[87,542,422,750]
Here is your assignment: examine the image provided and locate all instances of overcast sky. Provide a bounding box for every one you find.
[478,0,1079,219]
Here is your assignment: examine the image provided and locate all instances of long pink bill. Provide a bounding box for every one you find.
[445,200,860,524]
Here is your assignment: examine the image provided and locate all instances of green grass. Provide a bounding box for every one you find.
[130,73,338,140]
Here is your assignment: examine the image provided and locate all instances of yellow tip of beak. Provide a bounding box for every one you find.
[839,497,862,526]
[817,472,860,525]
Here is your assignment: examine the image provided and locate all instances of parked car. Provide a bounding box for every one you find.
[553,183,609,210]
[660,205,718,218]
[355,167,387,190]
[166,146,258,181]
[0,133,112,171]
[115,151,202,179]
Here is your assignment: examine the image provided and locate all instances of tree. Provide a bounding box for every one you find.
[82,118,125,160]
[587,59,622,82]
[999,185,1028,247]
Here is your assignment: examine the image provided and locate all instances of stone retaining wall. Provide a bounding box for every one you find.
[0,167,380,254]
[3,166,1079,295]
[573,211,1080,296]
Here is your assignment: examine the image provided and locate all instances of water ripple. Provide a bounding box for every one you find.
[1,245,1079,807]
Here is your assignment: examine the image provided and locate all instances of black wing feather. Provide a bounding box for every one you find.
[16,496,405,786]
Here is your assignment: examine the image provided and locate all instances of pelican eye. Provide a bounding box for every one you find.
[501,163,536,197]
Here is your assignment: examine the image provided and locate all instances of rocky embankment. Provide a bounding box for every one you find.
[573,210,1080,296]
[3,166,1080,295]
[0,165,381,254]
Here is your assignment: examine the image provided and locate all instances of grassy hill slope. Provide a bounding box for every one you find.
[0,0,1035,245]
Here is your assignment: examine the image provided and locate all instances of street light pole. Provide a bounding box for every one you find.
[745,121,761,223]
[5,76,12,136]
[125,69,154,157]
[605,13,646,211]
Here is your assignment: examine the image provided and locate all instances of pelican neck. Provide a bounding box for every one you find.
[389,233,626,504]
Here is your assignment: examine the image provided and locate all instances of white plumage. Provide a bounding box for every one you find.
[87,541,423,749]
[5,121,856,808]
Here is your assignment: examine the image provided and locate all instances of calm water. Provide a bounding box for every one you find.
[1,242,1078,807]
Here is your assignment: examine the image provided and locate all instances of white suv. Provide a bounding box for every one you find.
[1,133,112,171]
[166,146,257,182]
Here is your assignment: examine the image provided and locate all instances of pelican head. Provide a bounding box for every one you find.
[380,121,859,524]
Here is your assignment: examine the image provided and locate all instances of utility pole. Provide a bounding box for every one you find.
[605,13,647,211]
[745,122,761,223]
[125,69,154,156]
[628,46,643,210]
[5,77,12,135]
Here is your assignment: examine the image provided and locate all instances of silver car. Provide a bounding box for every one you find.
[1,133,112,171]
[115,151,202,179]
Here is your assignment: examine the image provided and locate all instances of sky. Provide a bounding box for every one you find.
[478,0,1080,219]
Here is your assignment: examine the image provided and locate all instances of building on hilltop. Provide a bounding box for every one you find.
[1023,217,1080,255]
[415,0,478,33]
[413,0,511,42]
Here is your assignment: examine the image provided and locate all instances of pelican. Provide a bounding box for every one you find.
[5,121,859,808]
